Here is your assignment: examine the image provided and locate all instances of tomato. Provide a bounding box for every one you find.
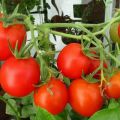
[57,43,90,79]
[110,22,120,44]
[34,77,68,115]
[0,21,26,61]
[105,72,120,99]
[69,79,103,117]
[89,59,107,79]
[0,57,40,97]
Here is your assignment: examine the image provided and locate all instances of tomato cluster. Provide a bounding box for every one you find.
[56,42,120,117]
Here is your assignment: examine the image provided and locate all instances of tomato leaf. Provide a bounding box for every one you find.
[35,107,62,120]
[21,94,33,105]
[6,99,20,116]
[3,93,14,99]
[21,105,36,118]
[108,99,120,109]
[70,110,88,120]
[30,115,36,120]
[88,107,120,120]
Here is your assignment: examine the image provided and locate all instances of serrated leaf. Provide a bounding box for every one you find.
[21,105,36,118]
[35,107,62,120]
[21,94,33,105]
[6,99,19,116]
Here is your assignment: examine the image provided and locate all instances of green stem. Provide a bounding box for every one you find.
[94,16,120,35]
[0,96,21,120]
[106,51,120,65]
[24,16,39,53]
[50,30,97,46]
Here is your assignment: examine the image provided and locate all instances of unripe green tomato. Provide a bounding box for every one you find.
[110,22,120,44]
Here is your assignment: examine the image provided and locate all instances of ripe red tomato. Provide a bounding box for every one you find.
[69,79,103,117]
[89,59,107,79]
[34,77,68,115]
[57,43,90,79]
[105,72,120,99]
[0,21,26,61]
[0,57,40,97]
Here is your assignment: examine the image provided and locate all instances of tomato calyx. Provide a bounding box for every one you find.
[8,39,31,59]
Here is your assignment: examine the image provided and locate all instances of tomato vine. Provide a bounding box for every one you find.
[1,1,120,120]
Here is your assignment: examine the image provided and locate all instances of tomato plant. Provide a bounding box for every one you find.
[0,20,26,60]
[68,79,103,117]
[34,77,68,115]
[105,71,120,99]
[57,43,91,79]
[0,57,40,97]
[1,1,120,120]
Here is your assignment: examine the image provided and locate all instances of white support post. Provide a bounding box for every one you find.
[103,0,115,50]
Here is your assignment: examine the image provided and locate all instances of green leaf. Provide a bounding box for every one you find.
[70,110,88,120]
[21,105,36,118]
[6,99,19,116]
[57,108,69,120]
[108,99,120,109]
[21,94,33,105]
[3,93,14,99]
[35,107,62,120]
[30,115,36,120]
[88,107,120,120]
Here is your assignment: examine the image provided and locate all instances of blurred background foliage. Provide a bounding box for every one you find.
[0,0,41,14]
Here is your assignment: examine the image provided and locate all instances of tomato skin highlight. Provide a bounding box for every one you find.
[0,22,26,61]
[34,77,68,115]
[105,72,120,99]
[69,79,103,117]
[0,57,40,97]
[57,43,90,79]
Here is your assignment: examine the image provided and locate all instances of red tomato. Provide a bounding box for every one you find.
[57,43,90,79]
[0,21,26,60]
[34,77,68,115]
[89,59,107,79]
[118,24,120,38]
[69,79,103,117]
[0,57,40,97]
[105,72,120,99]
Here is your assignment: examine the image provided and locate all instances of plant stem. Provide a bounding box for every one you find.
[50,30,97,46]
[0,96,21,120]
